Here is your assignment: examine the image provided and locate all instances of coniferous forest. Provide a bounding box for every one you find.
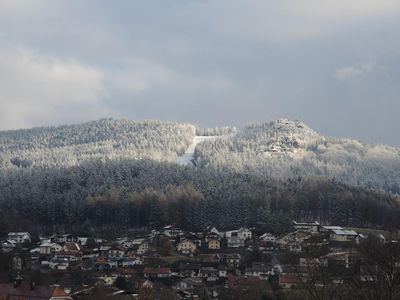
[0,118,399,235]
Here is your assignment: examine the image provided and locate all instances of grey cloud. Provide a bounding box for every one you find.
[0,1,399,145]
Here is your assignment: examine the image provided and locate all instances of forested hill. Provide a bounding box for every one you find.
[195,119,400,195]
[0,119,196,169]
[0,118,399,233]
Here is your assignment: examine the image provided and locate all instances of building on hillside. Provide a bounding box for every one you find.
[279,274,301,289]
[227,236,245,248]
[8,232,31,244]
[176,277,203,290]
[177,239,197,255]
[259,233,276,243]
[329,229,359,242]
[109,246,125,257]
[199,267,218,278]
[1,240,16,253]
[207,239,221,250]
[137,241,150,255]
[237,228,252,240]
[12,255,23,271]
[162,225,183,238]
[225,254,241,269]
[245,262,271,280]
[292,221,320,233]
[39,243,63,255]
[143,267,172,278]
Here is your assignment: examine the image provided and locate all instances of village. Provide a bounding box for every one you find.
[0,221,397,299]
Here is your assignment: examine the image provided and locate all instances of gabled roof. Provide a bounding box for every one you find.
[279,274,301,284]
[332,229,358,236]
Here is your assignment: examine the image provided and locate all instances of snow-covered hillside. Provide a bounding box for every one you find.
[1,118,399,195]
[0,119,196,168]
[177,136,221,166]
[195,119,400,194]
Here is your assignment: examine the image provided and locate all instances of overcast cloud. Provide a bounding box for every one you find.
[0,0,399,145]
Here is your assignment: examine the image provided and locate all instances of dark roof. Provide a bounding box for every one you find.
[143,267,171,274]
[0,282,70,299]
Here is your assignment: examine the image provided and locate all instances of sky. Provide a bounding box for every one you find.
[0,0,400,145]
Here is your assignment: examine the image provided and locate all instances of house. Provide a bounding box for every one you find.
[176,277,203,290]
[8,232,31,244]
[54,251,82,262]
[279,274,301,289]
[320,251,356,269]
[288,242,302,253]
[12,255,23,271]
[1,240,16,253]
[39,243,62,255]
[259,241,275,252]
[218,265,227,278]
[143,267,171,278]
[259,233,276,243]
[108,257,119,269]
[237,228,252,240]
[54,234,76,244]
[207,239,221,250]
[137,241,150,255]
[177,239,197,255]
[77,237,88,246]
[178,263,201,277]
[245,262,271,280]
[225,254,241,269]
[329,229,359,242]
[184,233,202,247]
[205,232,221,243]
[109,246,125,257]
[162,225,183,238]
[0,282,72,300]
[227,236,244,248]
[95,256,110,271]
[299,257,322,268]
[293,221,320,233]
[199,267,218,278]
[100,245,112,256]
[46,257,70,270]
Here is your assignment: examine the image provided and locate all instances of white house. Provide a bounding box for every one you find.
[1,240,16,253]
[77,237,88,246]
[218,266,227,278]
[109,246,125,257]
[293,221,320,233]
[259,233,276,243]
[8,232,31,244]
[39,243,62,255]
[237,228,252,240]
[162,225,183,238]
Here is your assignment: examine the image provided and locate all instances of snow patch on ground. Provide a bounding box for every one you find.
[177,136,220,166]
